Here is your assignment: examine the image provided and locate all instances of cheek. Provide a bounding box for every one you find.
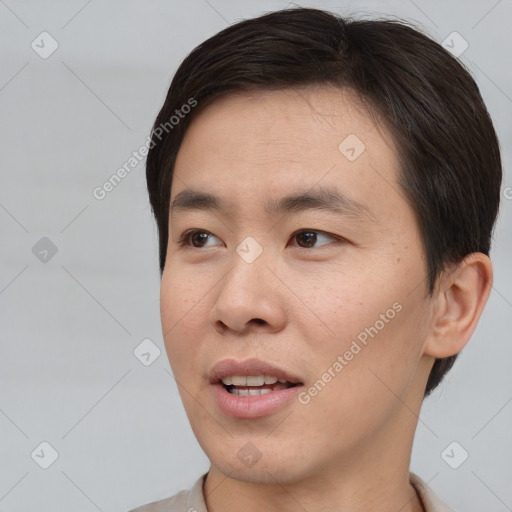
[295,312,422,446]
[160,260,209,324]
[294,263,427,396]
[160,267,205,368]
[285,264,395,347]
[330,299,427,407]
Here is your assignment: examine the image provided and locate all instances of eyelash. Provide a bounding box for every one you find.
[177,229,342,249]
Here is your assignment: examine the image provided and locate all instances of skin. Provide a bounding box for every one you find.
[159,86,493,512]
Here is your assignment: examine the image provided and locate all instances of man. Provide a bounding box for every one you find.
[131,7,501,512]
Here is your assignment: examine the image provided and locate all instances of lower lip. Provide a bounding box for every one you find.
[210,383,303,419]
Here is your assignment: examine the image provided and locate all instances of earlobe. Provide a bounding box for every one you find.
[424,253,493,359]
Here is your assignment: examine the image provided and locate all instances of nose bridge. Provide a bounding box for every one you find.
[210,235,285,333]
[221,236,272,307]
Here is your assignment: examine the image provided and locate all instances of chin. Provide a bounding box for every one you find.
[203,438,315,485]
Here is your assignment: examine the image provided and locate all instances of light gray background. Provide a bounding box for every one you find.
[0,1,511,511]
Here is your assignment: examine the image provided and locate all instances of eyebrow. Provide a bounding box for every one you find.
[170,186,375,222]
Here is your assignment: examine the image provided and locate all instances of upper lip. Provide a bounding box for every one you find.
[208,358,303,385]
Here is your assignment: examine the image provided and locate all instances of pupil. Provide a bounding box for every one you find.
[193,232,208,247]
[299,232,316,248]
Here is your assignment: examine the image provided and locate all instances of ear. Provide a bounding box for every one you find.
[424,253,493,358]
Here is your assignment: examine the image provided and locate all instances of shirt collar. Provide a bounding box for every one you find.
[186,471,454,512]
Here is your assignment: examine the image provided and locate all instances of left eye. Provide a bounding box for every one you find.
[290,230,338,248]
[178,229,338,249]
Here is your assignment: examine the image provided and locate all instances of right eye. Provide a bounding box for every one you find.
[178,229,222,248]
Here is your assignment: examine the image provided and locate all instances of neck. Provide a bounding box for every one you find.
[203,413,425,512]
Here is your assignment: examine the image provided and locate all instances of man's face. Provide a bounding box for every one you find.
[160,87,434,484]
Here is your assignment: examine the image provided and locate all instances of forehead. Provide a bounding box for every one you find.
[171,86,405,223]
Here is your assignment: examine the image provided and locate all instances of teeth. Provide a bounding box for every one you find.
[231,375,247,386]
[226,382,292,395]
[232,388,274,396]
[221,376,233,385]
[221,375,283,386]
[247,375,264,386]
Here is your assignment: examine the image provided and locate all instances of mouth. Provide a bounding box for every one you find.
[220,374,301,396]
[208,358,304,418]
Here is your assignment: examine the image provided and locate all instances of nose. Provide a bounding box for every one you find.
[209,248,287,336]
